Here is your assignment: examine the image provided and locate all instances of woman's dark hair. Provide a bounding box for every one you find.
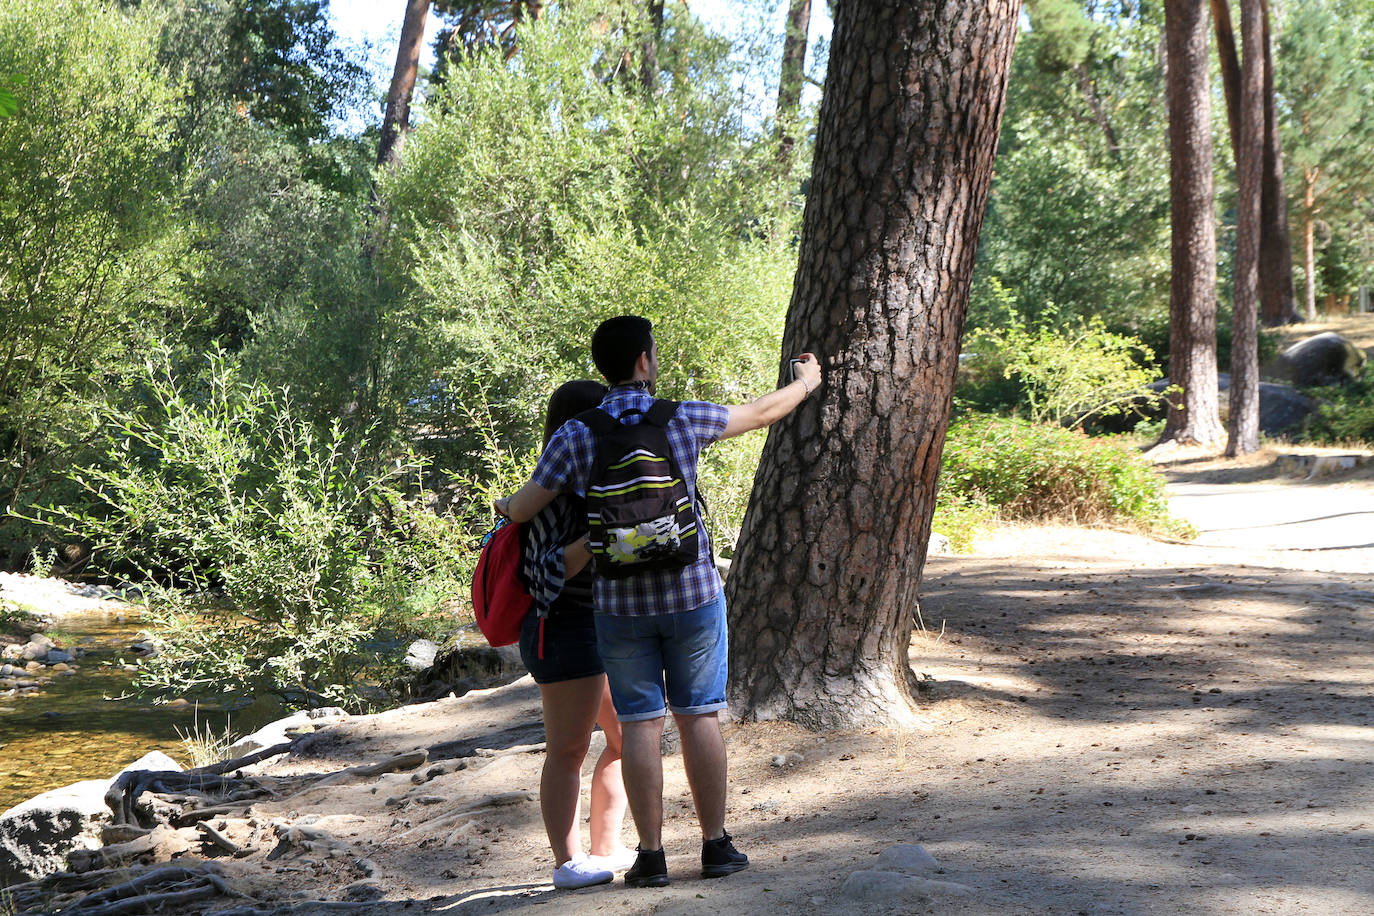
[591,315,654,383]
[543,380,608,448]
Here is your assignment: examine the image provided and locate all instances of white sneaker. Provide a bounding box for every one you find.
[553,855,615,890]
[585,846,638,873]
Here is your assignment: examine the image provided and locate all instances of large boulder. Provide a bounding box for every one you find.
[0,779,110,885]
[1137,375,1318,436]
[0,751,184,885]
[1276,332,1367,387]
[409,631,525,701]
[1215,373,1319,435]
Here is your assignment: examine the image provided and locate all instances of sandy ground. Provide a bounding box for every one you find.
[52,451,1354,916]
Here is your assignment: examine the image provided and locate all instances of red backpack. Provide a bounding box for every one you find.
[471,520,533,647]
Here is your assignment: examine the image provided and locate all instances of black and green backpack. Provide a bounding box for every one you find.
[577,400,700,579]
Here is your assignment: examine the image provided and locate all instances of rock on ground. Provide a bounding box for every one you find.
[0,779,111,885]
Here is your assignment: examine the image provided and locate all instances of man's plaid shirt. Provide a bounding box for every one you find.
[532,384,728,617]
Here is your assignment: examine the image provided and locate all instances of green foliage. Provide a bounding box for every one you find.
[1279,0,1374,237]
[150,0,369,153]
[0,0,185,548]
[374,1,792,464]
[961,319,1163,428]
[939,414,1183,536]
[972,5,1170,333]
[0,73,22,118]
[37,351,465,709]
[1297,363,1374,445]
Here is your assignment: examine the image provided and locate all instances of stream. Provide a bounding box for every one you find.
[0,609,282,813]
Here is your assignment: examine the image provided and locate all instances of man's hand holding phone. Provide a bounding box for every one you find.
[789,353,821,398]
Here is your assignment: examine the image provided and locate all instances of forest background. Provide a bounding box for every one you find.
[1,0,1371,712]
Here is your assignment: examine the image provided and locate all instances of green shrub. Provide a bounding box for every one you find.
[939,414,1185,536]
[962,318,1163,428]
[1297,364,1374,445]
[36,350,466,710]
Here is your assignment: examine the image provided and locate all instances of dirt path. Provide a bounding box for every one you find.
[11,464,1373,914]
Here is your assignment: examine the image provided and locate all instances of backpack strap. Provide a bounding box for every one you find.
[642,399,680,428]
[574,406,620,435]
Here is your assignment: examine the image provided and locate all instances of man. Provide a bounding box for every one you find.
[495,315,821,888]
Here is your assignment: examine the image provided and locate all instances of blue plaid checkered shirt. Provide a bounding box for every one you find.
[532,385,728,617]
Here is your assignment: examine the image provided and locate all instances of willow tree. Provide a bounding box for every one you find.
[724,0,1023,728]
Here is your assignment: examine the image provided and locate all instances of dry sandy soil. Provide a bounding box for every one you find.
[7,448,1373,915]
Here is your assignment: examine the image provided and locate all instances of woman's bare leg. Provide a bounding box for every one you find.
[538,675,606,865]
[588,679,628,856]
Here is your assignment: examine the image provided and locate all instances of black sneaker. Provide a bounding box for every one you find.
[625,847,670,888]
[701,832,749,878]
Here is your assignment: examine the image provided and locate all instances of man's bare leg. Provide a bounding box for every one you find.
[620,717,666,849]
[673,711,727,840]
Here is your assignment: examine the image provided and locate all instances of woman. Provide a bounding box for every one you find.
[506,380,633,889]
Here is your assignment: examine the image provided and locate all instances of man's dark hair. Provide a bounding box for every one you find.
[543,380,607,448]
[591,315,654,384]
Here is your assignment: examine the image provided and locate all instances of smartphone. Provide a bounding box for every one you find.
[789,358,803,381]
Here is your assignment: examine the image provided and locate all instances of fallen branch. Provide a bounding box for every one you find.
[198,820,243,856]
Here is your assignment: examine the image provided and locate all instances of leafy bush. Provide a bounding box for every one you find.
[374,1,792,467]
[938,414,1184,536]
[38,350,467,710]
[961,319,1163,428]
[1297,363,1374,445]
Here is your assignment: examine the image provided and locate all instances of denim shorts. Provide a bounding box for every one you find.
[593,591,728,722]
[518,610,605,685]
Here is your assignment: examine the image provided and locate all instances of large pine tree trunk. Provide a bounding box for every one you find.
[724,0,1022,729]
[1226,0,1263,456]
[377,0,431,167]
[1161,0,1224,447]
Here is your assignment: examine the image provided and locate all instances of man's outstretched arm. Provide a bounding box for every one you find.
[720,353,822,440]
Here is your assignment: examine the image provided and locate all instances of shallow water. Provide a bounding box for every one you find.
[0,610,282,813]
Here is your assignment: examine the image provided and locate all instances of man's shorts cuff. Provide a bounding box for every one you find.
[618,707,667,723]
[668,700,728,717]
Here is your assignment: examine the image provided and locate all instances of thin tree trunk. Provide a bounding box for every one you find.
[1074,62,1120,157]
[1226,0,1263,456]
[1257,1,1299,326]
[1212,0,1298,327]
[725,0,1023,729]
[1210,0,1241,160]
[377,0,431,167]
[640,0,665,92]
[1304,170,1318,320]
[1161,0,1224,446]
[775,0,812,166]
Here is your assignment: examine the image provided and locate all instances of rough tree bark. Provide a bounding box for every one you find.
[377,0,431,167]
[1210,0,1298,327]
[724,0,1023,729]
[1226,0,1263,455]
[1161,0,1224,447]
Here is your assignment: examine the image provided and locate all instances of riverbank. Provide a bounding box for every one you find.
[0,577,280,813]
